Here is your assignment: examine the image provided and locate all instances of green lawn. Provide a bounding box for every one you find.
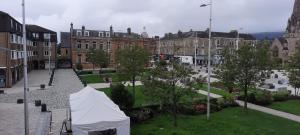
[268,100,300,116]
[98,86,148,108]
[80,73,120,84]
[98,85,205,108]
[194,83,232,97]
[132,107,300,135]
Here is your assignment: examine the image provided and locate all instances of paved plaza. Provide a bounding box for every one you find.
[1,70,52,94]
[0,69,84,135]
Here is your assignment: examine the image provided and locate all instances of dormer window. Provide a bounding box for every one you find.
[106,32,110,37]
[99,32,104,37]
[84,31,89,37]
[77,30,82,36]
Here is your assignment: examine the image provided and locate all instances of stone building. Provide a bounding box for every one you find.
[159,30,256,65]
[70,24,157,69]
[0,11,57,88]
[271,0,300,63]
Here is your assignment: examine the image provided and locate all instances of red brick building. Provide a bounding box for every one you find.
[69,24,157,69]
[0,11,57,88]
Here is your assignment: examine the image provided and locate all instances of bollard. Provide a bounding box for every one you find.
[17,99,24,104]
[41,104,47,112]
[35,100,41,106]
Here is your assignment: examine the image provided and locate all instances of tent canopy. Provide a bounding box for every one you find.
[70,86,130,135]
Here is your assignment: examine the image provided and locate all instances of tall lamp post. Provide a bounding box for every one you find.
[236,28,243,50]
[200,0,212,120]
[22,0,29,134]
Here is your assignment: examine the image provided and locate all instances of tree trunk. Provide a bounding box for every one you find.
[244,85,248,110]
[172,81,177,127]
[132,76,136,99]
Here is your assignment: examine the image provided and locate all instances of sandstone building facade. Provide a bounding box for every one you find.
[159,30,256,65]
[271,0,300,63]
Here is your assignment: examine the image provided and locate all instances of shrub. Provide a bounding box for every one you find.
[76,63,83,70]
[272,91,290,101]
[254,90,273,105]
[111,83,134,110]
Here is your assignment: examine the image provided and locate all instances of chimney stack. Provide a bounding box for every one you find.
[82,26,85,36]
[127,27,131,35]
[70,23,74,36]
[110,25,114,37]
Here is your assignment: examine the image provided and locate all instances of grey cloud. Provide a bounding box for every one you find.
[0,0,295,39]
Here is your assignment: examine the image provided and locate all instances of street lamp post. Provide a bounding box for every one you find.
[22,0,29,134]
[48,33,51,75]
[194,31,198,70]
[236,28,242,50]
[201,0,212,120]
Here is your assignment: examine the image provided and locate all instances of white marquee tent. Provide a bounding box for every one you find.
[70,86,130,135]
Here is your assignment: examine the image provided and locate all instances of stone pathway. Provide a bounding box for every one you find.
[236,100,300,123]
[197,90,223,98]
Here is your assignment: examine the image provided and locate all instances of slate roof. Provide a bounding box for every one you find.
[26,25,56,34]
[277,37,288,44]
[161,30,256,40]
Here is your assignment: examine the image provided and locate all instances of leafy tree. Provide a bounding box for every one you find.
[116,45,150,99]
[288,47,300,96]
[142,60,196,127]
[111,83,134,110]
[255,41,272,85]
[216,46,237,93]
[235,44,259,110]
[86,49,109,73]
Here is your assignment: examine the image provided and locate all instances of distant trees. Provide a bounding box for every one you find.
[116,45,150,99]
[86,49,109,73]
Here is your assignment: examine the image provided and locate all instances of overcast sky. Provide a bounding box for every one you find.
[0,0,295,38]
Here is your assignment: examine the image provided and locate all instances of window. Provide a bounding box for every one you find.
[32,33,39,39]
[33,51,38,56]
[10,19,14,29]
[44,33,50,39]
[106,32,110,37]
[100,42,104,50]
[10,34,13,43]
[44,51,49,56]
[77,30,82,36]
[66,50,68,55]
[44,42,49,47]
[84,31,89,37]
[77,41,81,49]
[93,42,96,49]
[11,51,17,60]
[99,32,104,37]
[33,42,37,46]
[85,44,89,49]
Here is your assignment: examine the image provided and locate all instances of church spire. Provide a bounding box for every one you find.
[286,0,300,34]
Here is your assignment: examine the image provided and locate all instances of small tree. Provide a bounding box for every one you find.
[288,47,300,96]
[111,83,134,110]
[117,45,150,99]
[216,46,237,93]
[86,49,109,73]
[86,49,97,71]
[142,60,195,127]
[235,44,259,110]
